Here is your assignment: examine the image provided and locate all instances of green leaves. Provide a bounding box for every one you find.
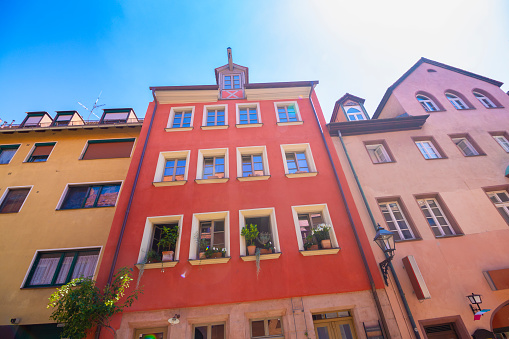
[47,267,141,339]
[241,224,259,246]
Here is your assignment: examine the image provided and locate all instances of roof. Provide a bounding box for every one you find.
[327,114,429,137]
[330,93,366,123]
[372,57,504,119]
[151,81,317,92]
[214,63,250,84]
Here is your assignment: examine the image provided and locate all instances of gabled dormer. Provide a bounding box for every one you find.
[21,111,53,128]
[214,47,249,100]
[53,111,84,127]
[100,108,138,124]
[330,94,369,123]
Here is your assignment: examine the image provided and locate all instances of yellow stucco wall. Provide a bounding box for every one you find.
[0,126,140,326]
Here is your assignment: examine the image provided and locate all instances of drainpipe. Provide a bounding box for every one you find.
[96,90,158,339]
[337,132,421,339]
[307,86,392,339]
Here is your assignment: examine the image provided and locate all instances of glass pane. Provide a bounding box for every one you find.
[194,326,207,339]
[61,186,88,209]
[251,320,265,337]
[71,251,99,279]
[84,186,101,207]
[340,324,354,339]
[0,149,17,164]
[55,254,74,284]
[316,326,331,339]
[96,185,120,207]
[268,318,282,335]
[211,324,225,339]
[30,253,61,285]
[0,188,30,213]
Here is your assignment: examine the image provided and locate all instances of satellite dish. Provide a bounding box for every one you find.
[78,91,105,120]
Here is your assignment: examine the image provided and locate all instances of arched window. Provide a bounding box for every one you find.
[473,91,497,108]
[346,107,365,121]
[416,95,439,112]
[445,93,468,110]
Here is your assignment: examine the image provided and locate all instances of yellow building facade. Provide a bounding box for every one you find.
[0,110,142,338]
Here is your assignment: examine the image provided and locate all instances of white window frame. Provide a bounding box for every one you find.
[416,95,439,112]
[474,91,497,108]
[190,211,230,260]
[138,214,184,263]
[344,105,366,121]
[236,146,270,181]
[223,74,242,90]
[239,207,280,256]
[274,101,303,125]
[236,102,262,127]
[366,143,392,163]
[202,104,228,130]
[196,148,229,183]
[23,141,57,163]
[415,140,441,159]
[291,204,339,250]
[280,143,317,178]
[153,150,190,186]
[451,137,479,156]
[250,317,284,339]
[55,180,123,209]
[378,201,416,241]
[445,93,468,110]
[492,135,509,153]
[486,190,509,225]
[417,198,456,237]
[0,185,33,213]
[21,246,102,288]
[166,106,195,131]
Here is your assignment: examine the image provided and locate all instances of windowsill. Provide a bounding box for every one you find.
[300,248,340,256]
[165,127,193,132]
[423,157,448,160]
[57,206,115,211]
[195,178,229,184]
[486,106,505,109]
[241,252,281,261]
[135,261,178,270]
[426,109,446,113]
[189,257,230,265]
[237,175,270,182]
[23,161,48,163]
[277,121,303,126]
[435,234,464,239]
[201,125,228,130]
[456,107,476,111]
[463,153,487,157]
[372,161,396,165]
[395,237,422,243]
[285,172,318,178]
[153,180,187,187]
[236,123,263,128]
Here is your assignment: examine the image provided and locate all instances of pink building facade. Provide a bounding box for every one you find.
[328,58,509,339]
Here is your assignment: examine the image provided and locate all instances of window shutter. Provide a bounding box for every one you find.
[82,140,134,160]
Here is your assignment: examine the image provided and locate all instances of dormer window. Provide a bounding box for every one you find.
[53,114,73,126]
[102,112,129,124]
[345,106,366,121]
[23,116,43,127]
[100,109,138,124]
[224,75,241,89]
[21,112,53,128]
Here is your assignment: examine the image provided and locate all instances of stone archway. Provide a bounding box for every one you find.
[491,301,509,338]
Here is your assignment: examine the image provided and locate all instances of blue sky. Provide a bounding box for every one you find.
[1,0,508,124]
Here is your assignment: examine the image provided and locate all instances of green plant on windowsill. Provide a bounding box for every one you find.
[241,224,259,256]
[204,246,224,259]
[146,249,160,263]
[303,234,317,250]
[158,225,179,261]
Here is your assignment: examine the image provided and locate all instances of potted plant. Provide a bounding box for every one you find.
[198,238,208,259]
[204,246,224,259]
[258,232,273,254]
[241,224,259,256]
[158,225,179,261]
[313,224,332,249]
[303,234,318,251]
[147,249,160,263]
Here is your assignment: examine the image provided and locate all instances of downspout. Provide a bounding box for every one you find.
[308,86,392,339]
[96,91,158,339]
[337,132,421,339]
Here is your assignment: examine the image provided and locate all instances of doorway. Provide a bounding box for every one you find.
[313,311,357,339]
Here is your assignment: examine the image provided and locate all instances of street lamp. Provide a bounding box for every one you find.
[467,293,483,314]
[373,224,395,286]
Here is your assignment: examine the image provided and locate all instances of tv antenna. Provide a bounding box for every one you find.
[78,91,105,120]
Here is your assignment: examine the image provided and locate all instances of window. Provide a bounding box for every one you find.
[206,108,226,126]
[345,107,366,121]
[237,146,270,181]
[276,103,300,123]
[365,142,393,164]
[0,144,20,164]
[53,113,73,126]
[134,328,167,339]
[445,93,468,110]
[474,91,497,108]
[193,323,225,339]
[60,183,121,209]
[23,115,43,127]
[492,134,509,153]
[239,208,280,256]
[101,111,129,124]
[138,215,183,265]
[416,95,439,112]
[24,249,99,287]
[224,74,241,89]
[172,110,192,128]
[0,187,31,213]
[251,318,283,338]
[26,142,55,162]
[451,136,480,156]
[414,140,442,159]
[486,191,509,225]
[196,148,229,183]
[150,223,179,258]
[81,139,135,160]
[190,211,229,261]
[242,154,264,177]
[236,103,261,127]
[417,198,456,237]
[291,204,339,251]
[378,201,416,241]
[153,150,190,186]
[281,144,317,177]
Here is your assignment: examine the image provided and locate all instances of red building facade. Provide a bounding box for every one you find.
[97,51,396,339]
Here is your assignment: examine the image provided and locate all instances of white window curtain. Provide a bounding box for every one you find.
[71,254,99,279]
[55,256,74,284]
[30,256,60,285]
